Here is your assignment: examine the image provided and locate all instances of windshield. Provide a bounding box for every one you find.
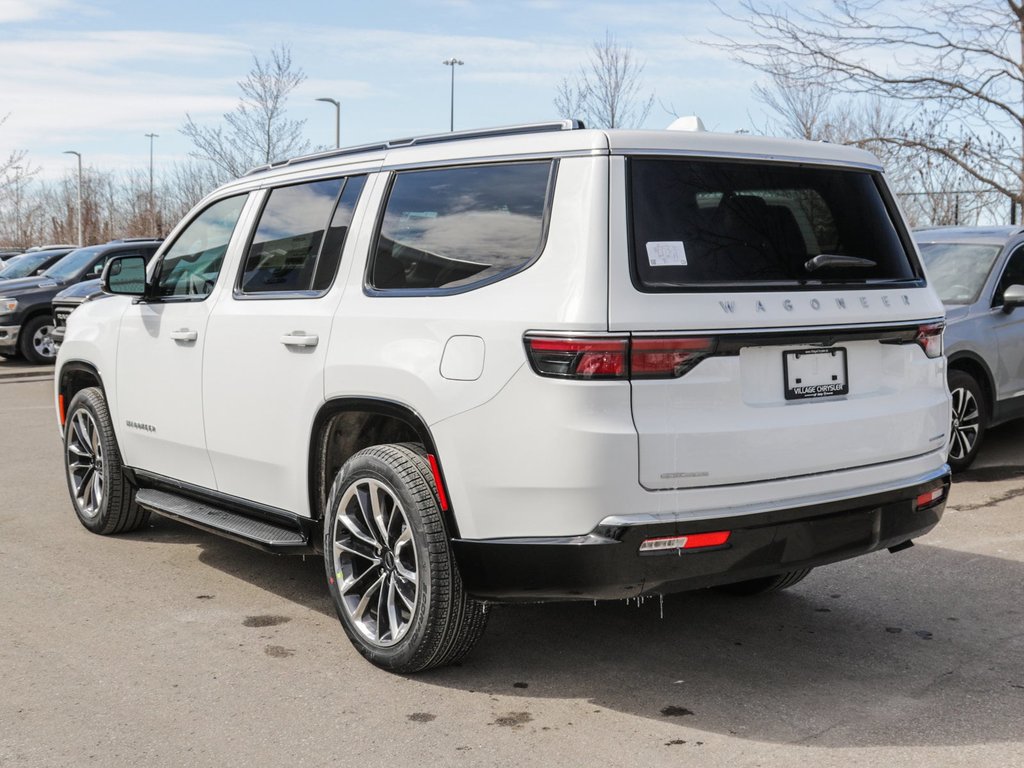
[917,241,1002,305]
[0,251,54,279]
[43,246,104,281]
[629,158,918,290]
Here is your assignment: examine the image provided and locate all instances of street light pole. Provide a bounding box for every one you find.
[63,150,83,245]
[315,98,340,148]
[11,165,22,246]
[145,133,158,235]
[442,58,464,131]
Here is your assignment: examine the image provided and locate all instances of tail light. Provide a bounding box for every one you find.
[631,337,716,378]
[525,337,628,379]
[639,530,731,554]
[915,486,946,510]
[525,335,716,380]
[915,322,944,359]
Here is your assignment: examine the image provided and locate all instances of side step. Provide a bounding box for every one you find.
[135,488,312,554]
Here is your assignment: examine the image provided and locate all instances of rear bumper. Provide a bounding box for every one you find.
[452,467,950,601]
[0,324,21,353]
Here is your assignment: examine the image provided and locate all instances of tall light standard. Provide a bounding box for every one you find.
[315,97,340,149]
[442,58,464,131]
[63,150,83,245]
[145,133,158,235]
[10,165,22,246]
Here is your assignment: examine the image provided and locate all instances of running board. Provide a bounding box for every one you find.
[135,488,312,554]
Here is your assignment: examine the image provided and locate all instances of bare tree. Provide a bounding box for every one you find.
[182,45,310,181]
[713,0,1024,219]
[554,32,655,128]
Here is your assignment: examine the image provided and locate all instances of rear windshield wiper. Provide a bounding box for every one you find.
[804,254,877,272]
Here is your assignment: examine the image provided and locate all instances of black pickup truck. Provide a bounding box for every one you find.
[0,240,160,363]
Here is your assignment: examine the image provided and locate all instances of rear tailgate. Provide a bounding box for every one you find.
[609,154,949,490]
[630,324,948,489]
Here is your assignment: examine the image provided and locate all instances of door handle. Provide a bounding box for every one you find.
[280,332,319,348]
[170,328,198,342]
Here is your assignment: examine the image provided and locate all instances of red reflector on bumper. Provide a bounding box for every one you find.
[639,530,731,553]
[915,488,945,509]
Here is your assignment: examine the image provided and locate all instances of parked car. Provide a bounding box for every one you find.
[57,121,950,672]
[0,240,160,363]
[915,226,1024,470]
[24,243,79,252]
[0,248,75,281]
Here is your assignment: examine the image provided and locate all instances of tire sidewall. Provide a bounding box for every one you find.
[20,315,56,364]
[323,450,440,671]
[947,370,986,472]
[63,389,118,533]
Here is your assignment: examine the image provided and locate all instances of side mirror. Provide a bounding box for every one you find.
[1002,284,1024,313]
[101,255,147,297]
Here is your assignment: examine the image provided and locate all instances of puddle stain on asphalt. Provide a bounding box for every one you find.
[264,645,295,658]
[493,712,533,727]
[407,713,436,723]
[243,615,291,627]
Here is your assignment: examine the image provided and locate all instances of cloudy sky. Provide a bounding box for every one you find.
[0,0,761,179]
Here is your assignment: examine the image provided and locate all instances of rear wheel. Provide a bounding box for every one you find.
[324,443,487,673]
[20,315,57,364]
[63,387,149,534]
[947,369,987,472]
[714,568,813,596]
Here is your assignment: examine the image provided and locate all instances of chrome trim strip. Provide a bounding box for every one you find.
[599,464,950,528]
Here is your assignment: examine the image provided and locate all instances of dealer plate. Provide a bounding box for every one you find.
[783,348,848,400]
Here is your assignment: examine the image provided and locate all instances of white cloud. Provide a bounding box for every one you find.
[0,0,78,23]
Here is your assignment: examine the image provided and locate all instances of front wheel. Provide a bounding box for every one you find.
[20,315,58,364]
[324,444,487,673]
[63,387,149,534]
[947,370,987,472]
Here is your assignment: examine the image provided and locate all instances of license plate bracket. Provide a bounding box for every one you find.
[783,347,848,400]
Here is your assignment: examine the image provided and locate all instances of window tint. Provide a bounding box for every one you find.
[917,242,1002,304]
[154,195,247,298]
[629,159,917,290]
[995,245,1024,306]
[240,179,343,294]
[369,161,553,291]
[313,175,367,291]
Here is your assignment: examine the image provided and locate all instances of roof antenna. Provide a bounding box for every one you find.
[667,116,706,132]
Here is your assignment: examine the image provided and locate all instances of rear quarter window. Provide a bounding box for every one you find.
[629,158,919,291]
[367,161,555,293]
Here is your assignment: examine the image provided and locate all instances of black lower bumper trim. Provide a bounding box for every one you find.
[452,471,950,601]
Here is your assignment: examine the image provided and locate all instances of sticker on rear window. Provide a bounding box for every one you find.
[646,241,687,267]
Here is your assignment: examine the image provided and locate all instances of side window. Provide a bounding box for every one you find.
[239,175,366,296]
[368,161,554,292]
[994,245,1024,306]
[153,195,248,299]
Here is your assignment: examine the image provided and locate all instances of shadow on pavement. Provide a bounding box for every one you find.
[132,515,1024,749]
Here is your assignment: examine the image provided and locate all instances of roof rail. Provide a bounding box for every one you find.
[244,119,585,177]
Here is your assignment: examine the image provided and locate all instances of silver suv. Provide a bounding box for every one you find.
[915,226,1024,470]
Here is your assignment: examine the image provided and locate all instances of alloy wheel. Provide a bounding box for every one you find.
[32,323,57,360]
[66,409,104,519]
[331,478,418,647]
[949,385,980,462]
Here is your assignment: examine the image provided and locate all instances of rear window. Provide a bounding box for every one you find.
[629,158,918,291]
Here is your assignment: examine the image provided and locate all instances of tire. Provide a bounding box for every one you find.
[63,387,150,534]
[947,369,987,472]
[324,443,488,673]
[19,314,58,364]
[714,568,813,596]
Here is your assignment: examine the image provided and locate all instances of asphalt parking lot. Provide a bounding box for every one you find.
[1,366,1022,767]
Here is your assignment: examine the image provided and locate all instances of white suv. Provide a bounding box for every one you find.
[56,121,951,672]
